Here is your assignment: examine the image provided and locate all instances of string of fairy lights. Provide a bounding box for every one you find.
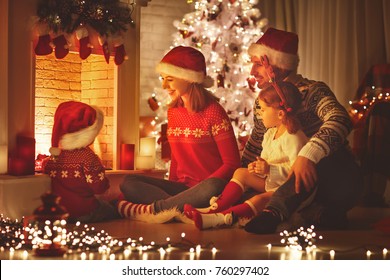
[0,215,388,260]
[348,86,390,124]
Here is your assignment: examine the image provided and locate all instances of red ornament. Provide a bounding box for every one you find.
[179,29,194,39]
[148,96,159,111]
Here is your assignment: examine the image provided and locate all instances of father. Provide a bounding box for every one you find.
[242,28,363,234]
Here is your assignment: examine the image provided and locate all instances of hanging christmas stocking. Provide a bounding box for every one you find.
[98,35,110,64]
[76,27,93,60]
[113,36,127,65]
[35,34,53,56]
[52,34,69,59]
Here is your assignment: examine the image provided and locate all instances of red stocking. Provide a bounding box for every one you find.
[35,34,53,56]
[102,41,110,64]
[114,44,126,65]
[98,35,110,64]
[76,27,92,60]
[52,34,69,59]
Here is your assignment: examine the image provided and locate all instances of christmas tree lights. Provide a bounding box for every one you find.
[148,0,268,138]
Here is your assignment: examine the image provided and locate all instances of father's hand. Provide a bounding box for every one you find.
[288,156,317,193]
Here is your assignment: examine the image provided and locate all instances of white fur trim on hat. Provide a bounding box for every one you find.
[248,43,299,70]
[59,106,104,151]
[156,62,205,84]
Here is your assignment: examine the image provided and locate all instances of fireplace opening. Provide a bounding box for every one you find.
[34,52,116,169]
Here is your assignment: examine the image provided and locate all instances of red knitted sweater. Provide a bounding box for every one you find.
[44,147,109,218]
[167,101,240,187]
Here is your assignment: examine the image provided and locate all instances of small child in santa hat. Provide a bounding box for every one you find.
[44,101,119,223]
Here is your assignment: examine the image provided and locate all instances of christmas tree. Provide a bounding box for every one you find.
[148,0,268,141]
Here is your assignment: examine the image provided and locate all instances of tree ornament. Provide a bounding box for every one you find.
[76,26,93,60]
[148,96,160,111]
[52,34,69,59]
[179,29,194,39]
[217,73,225,88]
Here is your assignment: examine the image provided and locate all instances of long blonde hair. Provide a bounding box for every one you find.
[169,83,219,113]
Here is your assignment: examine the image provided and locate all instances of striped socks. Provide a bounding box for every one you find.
[117,200,152,219]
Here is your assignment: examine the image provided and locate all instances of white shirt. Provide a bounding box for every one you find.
[260,127,308,192]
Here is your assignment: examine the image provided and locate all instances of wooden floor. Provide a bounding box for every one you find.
[2,206,389,260]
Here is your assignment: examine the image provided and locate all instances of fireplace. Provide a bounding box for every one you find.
[35,53,116,169]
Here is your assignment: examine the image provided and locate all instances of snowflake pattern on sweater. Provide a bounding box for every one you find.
[44,147,109,218]
[167,101,241,187]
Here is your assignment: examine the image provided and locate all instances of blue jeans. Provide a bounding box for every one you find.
[267,146,364,220]
[119,175,227,213]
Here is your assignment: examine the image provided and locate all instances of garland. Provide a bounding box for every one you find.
[36,0,134,35]
[34,0,135,64]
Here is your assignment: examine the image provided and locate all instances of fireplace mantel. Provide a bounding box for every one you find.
[1,0,145,173]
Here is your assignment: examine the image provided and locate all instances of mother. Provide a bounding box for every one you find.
[117,46,240,223]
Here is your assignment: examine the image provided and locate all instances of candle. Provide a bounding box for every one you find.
[139,137,156,169]
[136,155,154,170]
[139,137,156,157]
[0,145,7,174]
[8,157,29,176]
[17,135,35,161]
[120,143,135,170]
[9,135,36,175]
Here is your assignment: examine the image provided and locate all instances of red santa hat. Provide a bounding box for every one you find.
[248,28,299,71]
[49,101,104,156]
[155,46,213,87]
